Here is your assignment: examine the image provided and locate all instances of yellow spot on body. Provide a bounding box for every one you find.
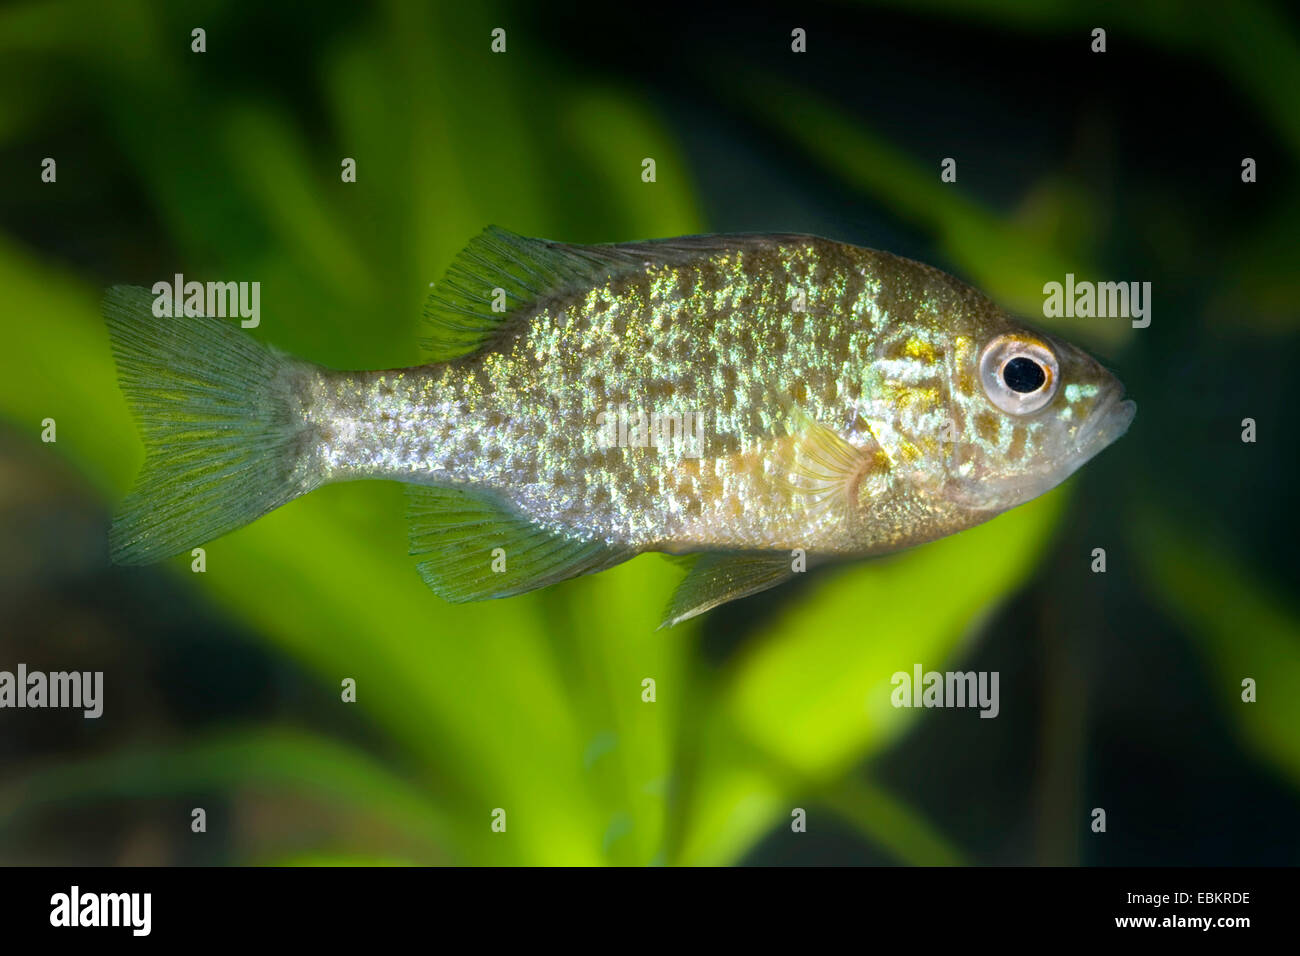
[903,337,941,363]
[1007,424,1027,460]
[910,386,941,409]
[953,336,977,396]
[975,411,1000,444]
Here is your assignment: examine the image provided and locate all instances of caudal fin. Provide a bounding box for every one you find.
[104,286,319,564]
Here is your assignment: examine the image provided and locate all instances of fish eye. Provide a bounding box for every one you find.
[1003,356,1046,393]
[979,335,1059,414]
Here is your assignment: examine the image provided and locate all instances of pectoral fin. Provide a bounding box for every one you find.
[778,404,889,514]
[659,552,796,629]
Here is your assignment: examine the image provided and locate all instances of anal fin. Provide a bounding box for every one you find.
[406,484,631,602]
[659,552,796,629]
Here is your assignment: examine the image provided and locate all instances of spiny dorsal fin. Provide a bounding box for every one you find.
[421,226,817,361]
[658,552,796,629]
[406,483,632,602]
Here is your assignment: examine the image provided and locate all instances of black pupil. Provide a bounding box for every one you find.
[1003,356,1046,393]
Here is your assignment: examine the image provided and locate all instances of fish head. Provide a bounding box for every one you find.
[928,316,1134,512]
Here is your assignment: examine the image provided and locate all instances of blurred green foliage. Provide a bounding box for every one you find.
[0,0,1297,865]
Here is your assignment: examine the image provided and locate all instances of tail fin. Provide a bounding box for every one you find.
[104,286,320,564]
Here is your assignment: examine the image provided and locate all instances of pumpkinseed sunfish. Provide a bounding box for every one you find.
[105,227,1135,626]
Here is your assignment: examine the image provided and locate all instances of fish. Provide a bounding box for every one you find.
[104,226,1135,627]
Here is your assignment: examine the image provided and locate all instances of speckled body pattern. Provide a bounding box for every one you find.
[296,234,1129,557]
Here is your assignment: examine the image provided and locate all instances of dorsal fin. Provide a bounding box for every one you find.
[421,226,817,361]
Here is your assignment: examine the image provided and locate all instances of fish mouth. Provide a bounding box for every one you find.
[951,385,1135,513]
[1074,388,1136,459]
